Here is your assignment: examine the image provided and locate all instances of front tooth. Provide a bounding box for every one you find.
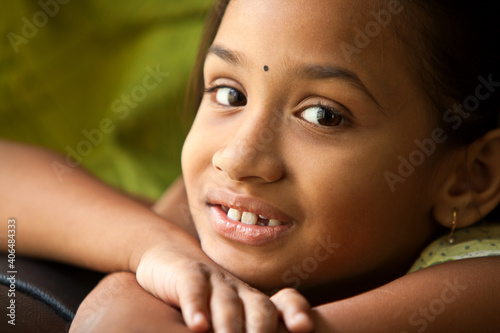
[227,208,242,221]
[259,215,268,220]
[241,212,258,225]
[268,219,282,226]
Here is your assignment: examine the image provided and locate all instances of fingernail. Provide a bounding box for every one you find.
[292,312,309,325]
[192,312,206,326]
[291,312,313,331]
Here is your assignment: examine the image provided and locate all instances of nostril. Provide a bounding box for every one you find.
[212,142,284,183]
[212,152,223,172]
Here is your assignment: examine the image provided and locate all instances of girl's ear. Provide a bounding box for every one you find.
[433,128,500,228]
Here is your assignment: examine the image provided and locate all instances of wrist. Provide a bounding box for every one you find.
[127,216,200,273]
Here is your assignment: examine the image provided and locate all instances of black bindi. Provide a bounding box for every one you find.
[264,65,269,72]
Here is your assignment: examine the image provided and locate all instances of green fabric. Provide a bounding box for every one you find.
[408,223,500,273]
[1,0,209,199]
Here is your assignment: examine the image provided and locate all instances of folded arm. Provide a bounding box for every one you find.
[149,172,500,332]
[0,140,312,332]
[71,256,500,333]
[312,256,500,333]
[0,139,195,272]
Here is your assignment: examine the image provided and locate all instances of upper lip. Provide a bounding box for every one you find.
[206,188,294,224]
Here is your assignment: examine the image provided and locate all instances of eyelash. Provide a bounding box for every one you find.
[299,102,345,128]
[204,84,247,108]
[204,84,347,128]
[203,85,227,95]
[203,84,244,98]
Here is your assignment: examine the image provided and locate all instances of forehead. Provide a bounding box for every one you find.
[214,0,422,112]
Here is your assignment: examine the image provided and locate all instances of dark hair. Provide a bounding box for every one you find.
[185,0,500,220]
[397,1,500,220]
[184,0,230,122]
[397,1,500,145]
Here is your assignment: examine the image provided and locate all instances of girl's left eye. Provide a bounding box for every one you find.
[299,105,343,127]
[209,87,247,107]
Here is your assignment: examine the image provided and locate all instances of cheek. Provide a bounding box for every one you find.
[181,117,212,181]
[288,136,435,264]
[181,114,223,223]
[180,130,196,179]
[296,140,431,223]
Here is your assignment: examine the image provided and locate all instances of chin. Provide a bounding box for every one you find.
[204,247,293,291]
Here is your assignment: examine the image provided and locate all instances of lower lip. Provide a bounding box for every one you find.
[208,206,292,246]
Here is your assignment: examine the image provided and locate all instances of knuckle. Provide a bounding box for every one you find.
[178,263,211,287]
[246,299,277,332]
[191,262,211,278]
[243,290,277,314]
[227,318,245,333]
[246,311,276,333]
[257,295,276,311]
[282,287,300,295]
[182,290,204,304]
[274,287,299,300]
[210,269,237,287]
[217,288,240,304]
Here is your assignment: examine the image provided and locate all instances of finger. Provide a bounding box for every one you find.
[176,270,211,332]
[271,288,314,333]
[210,277,245,333]
[239,288,278,333]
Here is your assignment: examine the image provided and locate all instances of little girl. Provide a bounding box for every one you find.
[3,0,500,332]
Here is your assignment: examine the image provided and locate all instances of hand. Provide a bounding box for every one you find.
[136,245,314,332]
[271,288,315,333]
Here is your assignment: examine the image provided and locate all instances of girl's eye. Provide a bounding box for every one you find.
[212,87,247,107]
[300,105,343,127]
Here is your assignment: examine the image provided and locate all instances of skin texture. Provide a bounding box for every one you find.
[70,273,191,333]
[0,140,314,333]
[71,175,500,332]
[3,0,500,332]
[182,0,445,295]
[71,258,500,333]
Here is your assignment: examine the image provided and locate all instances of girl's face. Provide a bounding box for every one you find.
[182,0,447,292]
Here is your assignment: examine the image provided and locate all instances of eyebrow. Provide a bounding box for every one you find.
[207,45,246,67]
[301,65,383,110]
[206,44,384,111]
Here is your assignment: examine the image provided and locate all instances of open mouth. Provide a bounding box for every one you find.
[219,205,285,227]
[205,190,293,245]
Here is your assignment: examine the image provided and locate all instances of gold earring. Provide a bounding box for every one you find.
[448,208,458,244]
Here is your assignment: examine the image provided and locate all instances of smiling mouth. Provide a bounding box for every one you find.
[218,205,286,227]
[208,204,292,246]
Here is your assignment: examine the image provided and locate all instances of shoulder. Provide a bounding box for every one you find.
[408,222,500,273]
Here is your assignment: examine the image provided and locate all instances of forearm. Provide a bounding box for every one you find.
[0,140,198,272]
[73,273,301,333]
[313,257,500,333]
[70,272,191,333]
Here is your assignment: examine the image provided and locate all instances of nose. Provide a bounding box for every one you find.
[212,115,285,184]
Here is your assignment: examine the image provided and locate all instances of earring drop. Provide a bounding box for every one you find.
[448,208,458,244]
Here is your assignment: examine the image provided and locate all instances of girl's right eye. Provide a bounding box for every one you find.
[206,86,247,107]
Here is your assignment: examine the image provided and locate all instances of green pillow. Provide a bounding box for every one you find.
[1,0,209,199]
